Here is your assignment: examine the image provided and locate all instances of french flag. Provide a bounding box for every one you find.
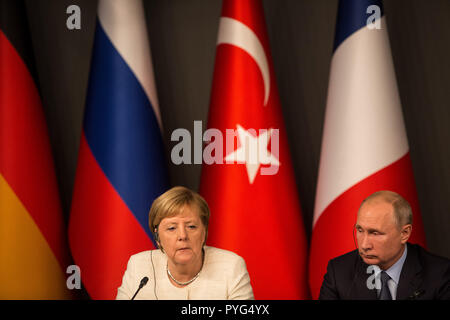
[68,0,168,300]
[308,0,427,299]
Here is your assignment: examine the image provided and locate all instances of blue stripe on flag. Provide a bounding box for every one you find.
[333,0,384,52]
[83,20,169,240]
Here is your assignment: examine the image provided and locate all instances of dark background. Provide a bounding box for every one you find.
[24,0,450,259]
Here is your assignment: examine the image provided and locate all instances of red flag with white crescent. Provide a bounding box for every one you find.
[199,0,309,299]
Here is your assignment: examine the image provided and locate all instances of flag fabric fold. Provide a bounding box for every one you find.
[200,0,309,299]
[0,0,71,299]
[309,0,426,300]
[68,0,168,300]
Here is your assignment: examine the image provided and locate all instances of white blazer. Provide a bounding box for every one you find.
[116,246,254,300]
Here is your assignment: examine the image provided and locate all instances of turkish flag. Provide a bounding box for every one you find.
[199,0,309,299]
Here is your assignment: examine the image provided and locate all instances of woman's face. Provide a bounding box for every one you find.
[157,205,206,266]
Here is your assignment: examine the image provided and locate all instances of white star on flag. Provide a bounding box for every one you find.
[224,124,280,184]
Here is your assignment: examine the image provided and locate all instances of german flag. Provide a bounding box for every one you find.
[0,0,71,299]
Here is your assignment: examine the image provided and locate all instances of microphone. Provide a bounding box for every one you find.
[131,277,149,300]
[408,289,425,300]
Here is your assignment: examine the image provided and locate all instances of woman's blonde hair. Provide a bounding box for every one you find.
[149,186,210,240]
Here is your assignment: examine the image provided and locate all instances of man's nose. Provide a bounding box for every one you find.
[360,234,372,250]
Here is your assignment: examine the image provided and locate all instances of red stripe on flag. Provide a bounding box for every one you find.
[309,152,426,299]
[69,134,154,300]
[0,30,68,269]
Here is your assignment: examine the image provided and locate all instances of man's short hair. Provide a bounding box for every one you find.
[359,190,413,228]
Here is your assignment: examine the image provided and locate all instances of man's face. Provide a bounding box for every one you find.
[355,200,410,270]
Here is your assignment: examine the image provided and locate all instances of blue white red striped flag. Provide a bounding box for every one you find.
[68,0,168,299]
[308,0,426,299]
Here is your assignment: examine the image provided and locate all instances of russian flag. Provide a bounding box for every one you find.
[309,0,427,299]
[68,0,168,300]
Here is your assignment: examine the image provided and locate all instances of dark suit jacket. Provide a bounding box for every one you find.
[319,243,450,300]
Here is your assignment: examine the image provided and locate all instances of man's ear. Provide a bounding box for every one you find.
[400,224,412,244]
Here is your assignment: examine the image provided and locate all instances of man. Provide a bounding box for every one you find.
[319,190,449,300]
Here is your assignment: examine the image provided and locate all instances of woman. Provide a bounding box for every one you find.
[116,186,254,300]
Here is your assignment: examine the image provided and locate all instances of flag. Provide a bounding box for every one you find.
[0,0,71,299]
[309,0,427,299]
[68,0,168,299]
[199,0,309,299]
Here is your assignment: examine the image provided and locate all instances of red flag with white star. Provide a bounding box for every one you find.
[199,0,309,299]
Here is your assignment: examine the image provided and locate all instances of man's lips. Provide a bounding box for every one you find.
[360,252,377,259]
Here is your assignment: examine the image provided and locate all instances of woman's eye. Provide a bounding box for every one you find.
[167,227,175,231]
[188,225,197,229]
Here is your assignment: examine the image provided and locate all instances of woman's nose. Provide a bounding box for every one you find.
[177,227,188,240]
